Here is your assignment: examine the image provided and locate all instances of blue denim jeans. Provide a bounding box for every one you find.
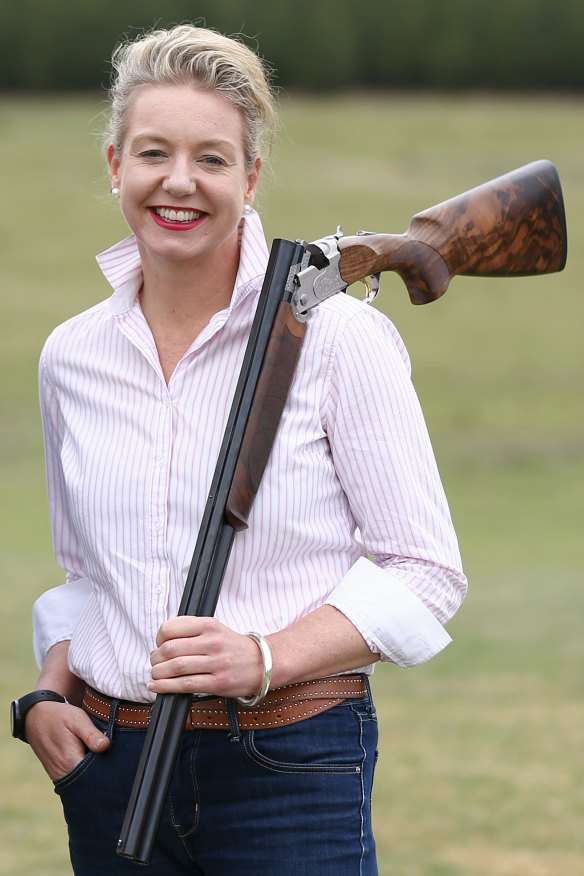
[54,680,379,875]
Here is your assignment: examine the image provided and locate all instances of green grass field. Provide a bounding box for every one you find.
[1,92,583,875]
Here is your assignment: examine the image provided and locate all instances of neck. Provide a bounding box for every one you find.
[138,242,240,329]
[136,243,240,383]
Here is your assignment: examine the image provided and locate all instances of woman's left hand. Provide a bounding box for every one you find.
[149,616,264,699]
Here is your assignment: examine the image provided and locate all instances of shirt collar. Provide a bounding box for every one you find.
[96,209,270,317]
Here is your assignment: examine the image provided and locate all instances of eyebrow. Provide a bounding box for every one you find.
[129,133,238,152]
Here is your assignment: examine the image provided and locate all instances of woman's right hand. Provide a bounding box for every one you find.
[25,700,110,781]
[26,641,110,781]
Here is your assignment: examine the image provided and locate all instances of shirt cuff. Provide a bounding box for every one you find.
[325,556,452,668]
[32,579,92,667]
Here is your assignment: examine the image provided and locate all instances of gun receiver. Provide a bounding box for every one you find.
[293,159,566,314]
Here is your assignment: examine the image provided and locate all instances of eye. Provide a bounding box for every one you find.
[138,149,166,160]
[201,155,227,168]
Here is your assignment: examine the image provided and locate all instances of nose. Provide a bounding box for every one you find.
[162,157,196,198]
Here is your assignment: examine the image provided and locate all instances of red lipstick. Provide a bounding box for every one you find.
[149,207,206,232]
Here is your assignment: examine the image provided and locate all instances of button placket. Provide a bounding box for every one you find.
[147,388,173,632]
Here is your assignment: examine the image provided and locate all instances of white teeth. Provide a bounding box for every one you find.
[155,207,200,222]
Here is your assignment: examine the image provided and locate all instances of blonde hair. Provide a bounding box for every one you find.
[105,24,277,171]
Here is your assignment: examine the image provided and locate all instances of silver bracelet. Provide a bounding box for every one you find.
[236,632,273,708]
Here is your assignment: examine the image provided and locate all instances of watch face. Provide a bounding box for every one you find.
[10,700,22,739]
[11,691,67,742]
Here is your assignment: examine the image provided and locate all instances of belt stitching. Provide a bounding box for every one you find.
[189,702,341,728]
[84,698,346,728]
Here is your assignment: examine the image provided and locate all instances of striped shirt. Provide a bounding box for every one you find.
[33,210,466,702]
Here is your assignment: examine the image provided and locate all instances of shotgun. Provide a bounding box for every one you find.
[117,159,566,864]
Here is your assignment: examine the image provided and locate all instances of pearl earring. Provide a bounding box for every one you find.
[111,187,120,198]
[242,204,252,216]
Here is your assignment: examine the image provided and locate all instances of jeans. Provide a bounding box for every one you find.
[54,681,379,875]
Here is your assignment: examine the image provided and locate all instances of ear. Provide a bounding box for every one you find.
[107,143,121,191]
[245,156,262,206]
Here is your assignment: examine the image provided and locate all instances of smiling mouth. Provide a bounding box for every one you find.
[153,207,202,223]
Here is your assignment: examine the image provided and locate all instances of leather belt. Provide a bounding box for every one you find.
[82,675,368,731]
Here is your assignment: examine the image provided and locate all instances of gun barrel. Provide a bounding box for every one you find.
[117,238,307,865]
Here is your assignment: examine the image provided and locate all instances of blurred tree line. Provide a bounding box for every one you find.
[1,0,583,92]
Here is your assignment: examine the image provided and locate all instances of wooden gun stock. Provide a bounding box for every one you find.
[338,159,567,304]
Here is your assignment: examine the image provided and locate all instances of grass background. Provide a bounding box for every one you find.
[1,92,582,874]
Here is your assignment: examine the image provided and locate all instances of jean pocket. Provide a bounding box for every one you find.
[53,749,98,793]
[243,700,372,775]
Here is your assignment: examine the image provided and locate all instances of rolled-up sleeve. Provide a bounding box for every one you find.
[32,578,92,667]
[327,557,454,667]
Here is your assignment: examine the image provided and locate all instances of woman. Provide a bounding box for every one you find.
[14,24,466,875]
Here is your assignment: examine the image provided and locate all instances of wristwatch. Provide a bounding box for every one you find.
[11,690,68,742]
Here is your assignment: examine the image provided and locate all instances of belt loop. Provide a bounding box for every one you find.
[361,674,375,716]
[225,698,241,743]
[105,696,120,745]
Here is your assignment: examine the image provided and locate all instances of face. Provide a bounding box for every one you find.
[108,84,261,271]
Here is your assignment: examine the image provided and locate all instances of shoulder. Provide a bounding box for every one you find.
[307,292,411,374]
[40,299,112,371]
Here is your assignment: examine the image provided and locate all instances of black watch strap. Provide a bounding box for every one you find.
[11,690,68,742]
